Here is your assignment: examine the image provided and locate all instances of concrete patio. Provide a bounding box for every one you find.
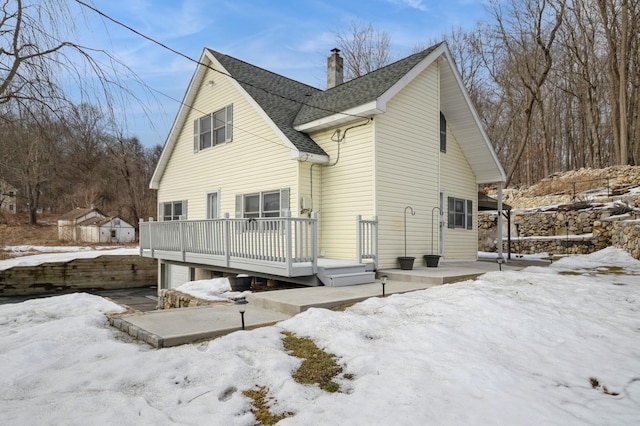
[109,259,540,348]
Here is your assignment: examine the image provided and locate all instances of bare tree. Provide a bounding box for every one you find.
[0,0,137,116]
[336,19,394,80]
[595,0,638,165]
[486,0,566,186]
[0,106,63,224]
[106,136,159,232]
[0,0,157,224]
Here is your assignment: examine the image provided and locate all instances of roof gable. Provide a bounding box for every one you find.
[77,216,133,227]
[294,44,441,128]
[151,50,329,189]
[208,50,327,158]
[58,207,105,221]
[151,42,505,189]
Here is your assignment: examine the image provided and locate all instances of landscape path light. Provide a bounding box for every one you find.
[235,298,249,330]
[496,257,504,271]
[380,275,388,297]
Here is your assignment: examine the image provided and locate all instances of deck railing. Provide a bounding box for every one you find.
[356,215,378,267]
[139,211,317,276]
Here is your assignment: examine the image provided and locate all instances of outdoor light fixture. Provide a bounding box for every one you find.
[496,258,504,271]
[380,275,388,297]
[235,298,248,330]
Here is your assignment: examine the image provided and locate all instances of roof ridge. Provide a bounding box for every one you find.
[324,42,444,92]
[206,48,321,94]
[294,42,443,126]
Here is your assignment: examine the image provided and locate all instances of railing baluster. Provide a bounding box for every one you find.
[139,213,321,276]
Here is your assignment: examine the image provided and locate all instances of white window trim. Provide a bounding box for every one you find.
[447,196,473,230]
[160,200,187,221]
[193,104,233,152]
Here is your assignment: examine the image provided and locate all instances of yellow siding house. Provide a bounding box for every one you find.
[143,42,506,288]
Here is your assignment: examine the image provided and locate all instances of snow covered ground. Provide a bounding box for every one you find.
[0,246,140,271]
[1,247,639,425]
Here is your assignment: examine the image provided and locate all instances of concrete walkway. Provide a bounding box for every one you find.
[110,259,535,348]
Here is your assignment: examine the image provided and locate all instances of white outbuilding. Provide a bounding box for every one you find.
[77,216,136,243]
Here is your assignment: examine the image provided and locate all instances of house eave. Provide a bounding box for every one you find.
[294,101,383,132]
[290,150,329,163]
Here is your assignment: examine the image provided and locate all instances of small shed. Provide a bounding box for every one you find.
[58,208,106,241]
[0,180,18,214]
[77,216,135,243]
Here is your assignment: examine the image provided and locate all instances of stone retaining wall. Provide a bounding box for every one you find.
[611,220,640,259]
[480,209,640,259]
[158,289,228,309]
[0,255,157,296]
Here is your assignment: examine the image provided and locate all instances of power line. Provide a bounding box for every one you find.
[146,84,291,150]
[74,0,368,121]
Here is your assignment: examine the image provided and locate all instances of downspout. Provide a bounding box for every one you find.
[437,59,442,257]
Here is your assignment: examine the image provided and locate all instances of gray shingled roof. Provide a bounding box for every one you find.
[208,49,327,156]
[208,43,440,153]
[294,43,441,126]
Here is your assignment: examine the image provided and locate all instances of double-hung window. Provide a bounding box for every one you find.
[447,197,473,230]
[194,104,233,152]
[242,190,284,219]
[160,200,187,221]
[236,189,290,230]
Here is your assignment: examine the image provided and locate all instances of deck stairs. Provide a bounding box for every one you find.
[316,260,376,287]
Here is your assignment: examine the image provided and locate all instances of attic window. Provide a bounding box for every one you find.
[440,112,447,153]
[194,104,233,152]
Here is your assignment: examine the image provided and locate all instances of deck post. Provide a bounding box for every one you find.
[311,211,318,273]
[284,210,293,276]
[139,219,144,256]
[356,215,362,263]
[497,182,504,261]
[372,215,379,268]
[224,212,231,267]
[179,220,186,262]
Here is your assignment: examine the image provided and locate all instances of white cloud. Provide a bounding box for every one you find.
[387,0,429,12]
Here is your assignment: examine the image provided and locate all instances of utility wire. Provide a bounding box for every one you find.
[74,0,368,121]
[147,84,291,150]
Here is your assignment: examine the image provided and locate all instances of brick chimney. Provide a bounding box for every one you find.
[327,48,343,89]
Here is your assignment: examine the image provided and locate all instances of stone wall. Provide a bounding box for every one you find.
[479,208,639,258]
[611,219,640,259]
[0,255,157,296]
[158,289,228,309]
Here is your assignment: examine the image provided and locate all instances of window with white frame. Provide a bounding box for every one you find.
[237,189,289,232]
[243,191,280,218]
[447,197,473,230]
[236,188,290,219]
[194,104,233,152]
[160,200,186,221]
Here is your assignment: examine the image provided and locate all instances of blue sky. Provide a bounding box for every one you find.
[77,0,490,147]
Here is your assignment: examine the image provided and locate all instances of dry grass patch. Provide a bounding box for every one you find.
[281,331,344,393]
[242,386,293,425]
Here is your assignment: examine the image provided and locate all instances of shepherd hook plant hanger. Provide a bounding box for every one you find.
[404,206,415,257]
[431,206,442,255]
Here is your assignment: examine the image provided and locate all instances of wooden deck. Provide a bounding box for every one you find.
[139,213,378,281]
